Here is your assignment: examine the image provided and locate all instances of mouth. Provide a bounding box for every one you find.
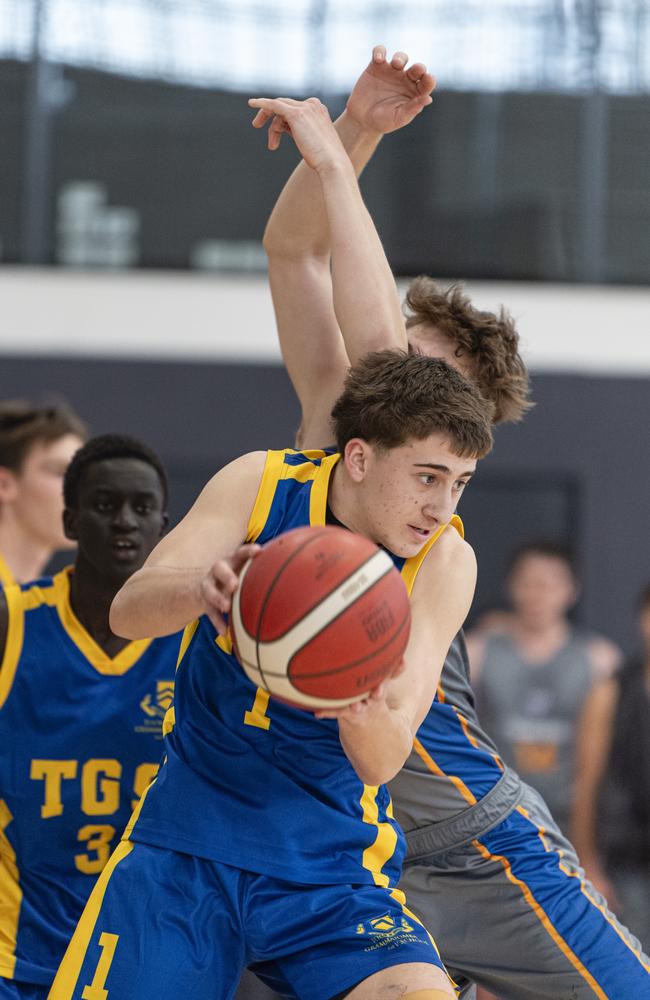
[407,525,433,542]
[110,538,140,560]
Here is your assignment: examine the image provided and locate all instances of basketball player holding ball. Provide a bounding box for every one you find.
[50,98,493,1000]
[259,46,650,999]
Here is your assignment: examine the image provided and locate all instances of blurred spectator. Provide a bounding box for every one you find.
[466,541,622,833]
[0,399,86,585]
[572,583,650,951]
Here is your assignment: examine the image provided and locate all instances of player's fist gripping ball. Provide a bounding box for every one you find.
[231,525,410,710]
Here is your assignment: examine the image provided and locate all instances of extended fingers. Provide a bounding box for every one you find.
[372,44,386,64]
[390,50,409,69]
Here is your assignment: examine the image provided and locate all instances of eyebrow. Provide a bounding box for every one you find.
[413,463,475,478]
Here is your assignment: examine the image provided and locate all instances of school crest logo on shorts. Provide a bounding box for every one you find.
[135,681,175,738]
[355,913,420,952]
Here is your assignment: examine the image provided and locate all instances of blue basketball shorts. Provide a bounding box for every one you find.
[49,840,450,1000]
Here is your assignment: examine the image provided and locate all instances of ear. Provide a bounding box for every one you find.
[62,507,78,542]
[0,466,19,504]
[343,439,372,483]
[159,512,170,538]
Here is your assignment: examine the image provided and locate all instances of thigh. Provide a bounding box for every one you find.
[49,841,246,1000]
[402,789,650,1000]
[250,879,453,1000]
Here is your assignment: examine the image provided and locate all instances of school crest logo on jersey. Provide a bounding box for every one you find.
[135,681,175,738]
[355,912,418,953]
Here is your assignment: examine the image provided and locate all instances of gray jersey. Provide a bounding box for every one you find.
[391,631,509,836]
[474,630,593,829]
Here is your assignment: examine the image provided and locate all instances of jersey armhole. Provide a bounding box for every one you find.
[245,450,285,542]
[0,585,26,710]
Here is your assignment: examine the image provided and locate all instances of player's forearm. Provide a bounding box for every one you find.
[263,111,381,261]
[110,565,205,639]
[339,706,413,786]
[318,159,406,360]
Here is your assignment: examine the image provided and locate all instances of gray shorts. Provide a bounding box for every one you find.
[401,772,650,999]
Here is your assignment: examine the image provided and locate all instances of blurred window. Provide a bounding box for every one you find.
[1,0,649,94]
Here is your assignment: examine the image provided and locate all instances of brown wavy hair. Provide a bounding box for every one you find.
[405,277,532,424]
[331,351,493,459]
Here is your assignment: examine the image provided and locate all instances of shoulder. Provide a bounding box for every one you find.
[420,525,476,582]
[410,525,477,614]
[196,451,268,505]
[586,634,623,682]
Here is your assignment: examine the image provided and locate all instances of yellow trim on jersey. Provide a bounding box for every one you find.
[122,772,159,841]
[53,569,153,676]
[49,839,134,999]
[360,786,399,888]
[245,449,337,542]
[0,799,21,979]
[0,553,15,589]
[400,514,464,596]
[176,620,199,670]
[246,450,286,542]
[310,452,341,525]
[0,585,27,711]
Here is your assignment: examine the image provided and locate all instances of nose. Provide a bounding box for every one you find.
[423,490,455,526]
[112,501,138,531]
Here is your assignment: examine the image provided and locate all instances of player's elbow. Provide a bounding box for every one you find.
[109,580,141,639]
[353,757,403,786]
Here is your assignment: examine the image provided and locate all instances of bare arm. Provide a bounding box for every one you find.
[324,528,477,785]
[110,452,266,639]
[258,48,435,446]
[571,677,619,898]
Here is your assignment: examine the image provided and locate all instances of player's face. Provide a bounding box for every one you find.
[408,323,476,382]
[65,458,168,583]
[508,554,578,628]
[352,433,476,558]
[5,434,83,551]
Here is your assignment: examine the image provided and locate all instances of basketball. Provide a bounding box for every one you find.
[230,525,411,710]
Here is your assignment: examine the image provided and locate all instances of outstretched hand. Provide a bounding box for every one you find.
[249,96,346,173]
[346,45,436,135]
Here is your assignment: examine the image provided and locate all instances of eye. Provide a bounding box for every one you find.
[95,499,112,512]
[454,480,470,493]
[418,474,436,486]
[135,503,153,515]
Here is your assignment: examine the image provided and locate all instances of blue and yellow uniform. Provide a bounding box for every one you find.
[50,450,457,1000]
[0,553,15,589]
[0,568,180,998]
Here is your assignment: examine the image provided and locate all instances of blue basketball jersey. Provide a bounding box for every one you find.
[0,568,181,987]
[127,448,461,889]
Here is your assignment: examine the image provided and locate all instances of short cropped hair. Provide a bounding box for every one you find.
[0,399,87,472]
[404,277,533,425]
[64,434,168,508]
[506,540,577,579]
[331,351,493,459]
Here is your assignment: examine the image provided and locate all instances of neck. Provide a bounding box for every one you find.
[513,617,570,646]
[0,517,52,584]
[327,463,367,537]
[68,555,130,655]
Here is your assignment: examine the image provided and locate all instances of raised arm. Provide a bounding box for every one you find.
[110,452,265,639]
[257,49,435,446]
